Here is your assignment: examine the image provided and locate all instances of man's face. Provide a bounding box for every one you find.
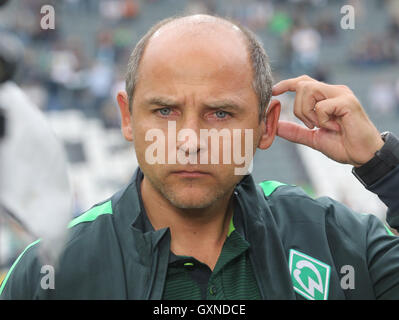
[124,22,275,209]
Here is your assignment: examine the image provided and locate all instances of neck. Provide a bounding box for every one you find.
[140,176,234,270]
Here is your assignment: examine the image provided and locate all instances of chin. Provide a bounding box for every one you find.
[164,186,224,210]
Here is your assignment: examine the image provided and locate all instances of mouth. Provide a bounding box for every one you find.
[171,170,211,178]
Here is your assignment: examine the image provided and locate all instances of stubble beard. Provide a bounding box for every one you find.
[145,173,234,210]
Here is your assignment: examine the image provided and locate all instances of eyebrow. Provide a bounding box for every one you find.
[145,96,181,107]
[145,96,243,111]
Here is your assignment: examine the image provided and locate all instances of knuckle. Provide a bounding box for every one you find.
[293,108,301,118]
[341,92,356,104]
[348,95,361,109]
[337,84,351,92]
[300,74,312,81]
[335,84,353,95]
[297,80,308,90]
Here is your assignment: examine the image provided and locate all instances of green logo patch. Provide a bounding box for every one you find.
[289,249,331,300]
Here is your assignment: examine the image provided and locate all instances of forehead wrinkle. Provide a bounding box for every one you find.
[203,99,243,111]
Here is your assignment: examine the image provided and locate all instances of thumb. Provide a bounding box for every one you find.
[277,120,316,149]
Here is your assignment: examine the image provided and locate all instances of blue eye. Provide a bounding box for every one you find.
[215,110,227,118]
[159,108,171,116]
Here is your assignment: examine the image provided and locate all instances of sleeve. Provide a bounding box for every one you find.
[351,131,399,229]
[316,175,399,299]
[354,158,399,298]
[366,165,399,230]
[349,133,399,298]
[365,214,399,299]
[0,239,42,300]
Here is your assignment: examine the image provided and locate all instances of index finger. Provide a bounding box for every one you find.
[272,75,313,96]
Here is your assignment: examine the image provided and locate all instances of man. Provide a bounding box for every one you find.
[1,14,399,300]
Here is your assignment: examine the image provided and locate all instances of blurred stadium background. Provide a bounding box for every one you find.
[0,0,398,281]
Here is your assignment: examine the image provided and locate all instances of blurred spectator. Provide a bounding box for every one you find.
[96,31,116,64]
[86,60,114,117]
[50,49,79,87]
[123,0,140,20]
[101,99,122,129]
[64,0,99,13]
[389,15,399,38]
[290,23,321,75]
[245,1,273,31]
[395,78,399,116]
[219,0,273,31]
[386,0,399,24]
[315,12,337,40]
[184,0,210,15]
[268,10,292,36]
[348,0,366,22]
[100,0,140,22]
[20,80,48,111]
[312,65,330,83]
[369,79,397,115]
[350,33,397,66]
[46,45,80,111]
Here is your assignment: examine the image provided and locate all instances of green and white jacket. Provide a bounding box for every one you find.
[1,166,399,300]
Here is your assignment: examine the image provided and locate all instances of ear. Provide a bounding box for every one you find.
[257,99,281,150]
[117,91,134,142]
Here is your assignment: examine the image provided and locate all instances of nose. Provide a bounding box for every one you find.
[176,114,206,159]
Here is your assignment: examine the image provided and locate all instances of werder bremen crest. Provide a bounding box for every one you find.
[289,249,331,300]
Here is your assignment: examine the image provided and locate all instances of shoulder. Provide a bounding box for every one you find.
[258,180,382,238]
[68,199,114,237]
[257,180,394,269]
[0,197,117,299]
[0,239,42,299]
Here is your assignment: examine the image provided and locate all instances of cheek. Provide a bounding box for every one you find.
[132,120,153,158]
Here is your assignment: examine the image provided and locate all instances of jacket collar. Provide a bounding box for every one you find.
[235,173,296,300]
[112,167,169,251]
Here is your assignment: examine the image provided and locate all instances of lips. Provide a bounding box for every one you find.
[171,170,210,178]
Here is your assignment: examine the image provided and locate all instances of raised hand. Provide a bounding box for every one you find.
[272,75,384,167]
